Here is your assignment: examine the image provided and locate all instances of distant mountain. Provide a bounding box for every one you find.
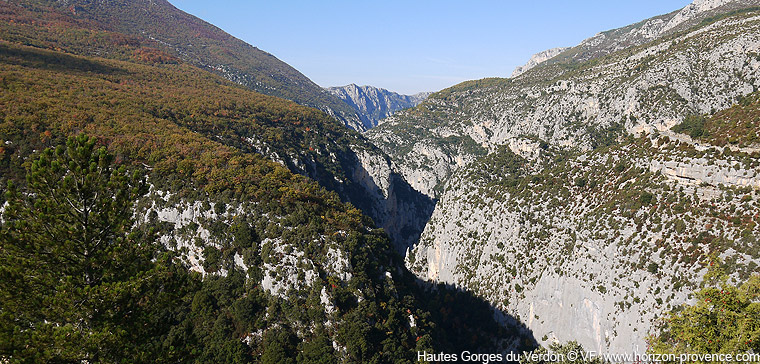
[31,0,366,130]
[327,84,430,129]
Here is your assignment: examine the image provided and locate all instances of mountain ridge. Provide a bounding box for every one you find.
[327,84,430,129]
[38,0,369,131]
[518,0,760,74]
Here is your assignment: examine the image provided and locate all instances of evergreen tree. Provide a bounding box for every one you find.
[0,134,189,363]
[648,261,760,360]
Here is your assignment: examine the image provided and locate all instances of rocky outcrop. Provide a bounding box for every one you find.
[327,84,430,129]
[511,47,570,78]
[368,7,760,200]
[408,137,760,354]
[650,158,760,188]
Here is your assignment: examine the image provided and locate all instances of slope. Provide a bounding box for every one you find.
[1,0,434,251]
[367,3,760,199]
[6,0,366,131]
[0,35,533,363]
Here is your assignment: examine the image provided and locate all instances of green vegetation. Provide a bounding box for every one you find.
[0,135,192,362]
[0,0,360,127]
[693,91,760,147]
[671,115,707,139]
[648,262,760,358]
[431,77,511,100]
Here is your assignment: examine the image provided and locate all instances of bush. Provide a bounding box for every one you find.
[672,115,706,139]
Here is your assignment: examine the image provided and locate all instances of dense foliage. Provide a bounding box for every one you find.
[648,263,760,359]
[672,91,760,147]
[0,135,194,362]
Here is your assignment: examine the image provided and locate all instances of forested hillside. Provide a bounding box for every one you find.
[3,0,365,130]
[2,0,435,251]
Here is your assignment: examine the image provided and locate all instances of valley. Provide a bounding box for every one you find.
[1,0,759,362]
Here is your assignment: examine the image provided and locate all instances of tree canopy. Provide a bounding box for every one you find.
[0,134,192,362]
[648,261,760,360]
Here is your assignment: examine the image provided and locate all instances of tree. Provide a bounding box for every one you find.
[260,327,297,364]
[520,341,603,364]
[648,261,760,360]
[0,134,188,362]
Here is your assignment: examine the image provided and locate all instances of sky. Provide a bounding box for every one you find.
[167,0,692,95]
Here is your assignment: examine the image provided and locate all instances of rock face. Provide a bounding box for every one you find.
[511,47,570,78]
[369,0,760,356]
[327,84,430,129]
[341,148,435,252]
[368,4,760,200]
[407,137,760,354]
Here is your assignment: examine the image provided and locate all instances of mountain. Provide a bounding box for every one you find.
[2,0,436,252]
[17,0,367,131]
[367,0,760,200]
[524,0,760,70]
[327,84,430,129]
[367,0,760,354]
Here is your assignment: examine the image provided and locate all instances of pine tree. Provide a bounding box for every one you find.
[648,261,760,360]
[0,134,189,363]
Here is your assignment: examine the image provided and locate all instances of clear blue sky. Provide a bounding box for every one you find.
[168,0,691,95]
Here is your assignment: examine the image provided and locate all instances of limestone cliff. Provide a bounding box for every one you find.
[408,136,760,353]
[511,47,570,78]
[367,0,760,355]
[368,4,760,200]
[327,84,430,129]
